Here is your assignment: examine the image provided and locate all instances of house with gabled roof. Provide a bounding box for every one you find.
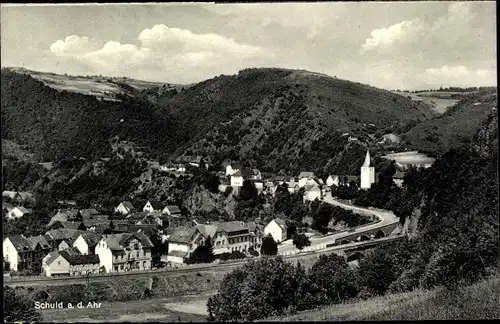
[78,208,100,219]
[245,221,265,250]
[72,232,103,255]
[114,201,136,215]
[42,248,100,277]
[264,218,288,243]
[60,221,87,231]
[48,209,79,227]
[166,225,197,264]
[214,221,252,254]
[3,234,50,272]
[95,232,153,273]
[298,172,317,188]
[303,184,322,202]
[225,163,243,176]
[143,200,164,213]
[392,171,406,187]
[7,206,32,220]
[45,229,85,251]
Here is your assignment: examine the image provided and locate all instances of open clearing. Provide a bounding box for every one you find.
[396,91,462,114]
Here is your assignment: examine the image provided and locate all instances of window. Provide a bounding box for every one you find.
[136,251,139,258]
[134,243,139,250]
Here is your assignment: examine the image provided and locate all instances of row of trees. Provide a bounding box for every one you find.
[206,247,402,322]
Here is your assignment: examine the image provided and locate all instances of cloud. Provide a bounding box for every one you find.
[423,65,496,87]
[362,19,423,51]
[50,35,99,56]
[137,24,265,57]
[48,25,273,82]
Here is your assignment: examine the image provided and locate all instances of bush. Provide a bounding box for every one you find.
[3,286,43,323]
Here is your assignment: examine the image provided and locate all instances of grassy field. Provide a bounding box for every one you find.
[396,91,461,114]
[267,276,500,321]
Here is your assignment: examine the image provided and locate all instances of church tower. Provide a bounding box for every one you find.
[360,150,375,189]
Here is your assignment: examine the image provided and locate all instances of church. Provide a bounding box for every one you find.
[360,150,375,189]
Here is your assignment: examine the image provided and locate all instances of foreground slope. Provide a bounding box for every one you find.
[267,276,499,321]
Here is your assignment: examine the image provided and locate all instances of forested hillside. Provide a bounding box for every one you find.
[401,88,497,155]
[155,68,436,174]
[2,68,436,176]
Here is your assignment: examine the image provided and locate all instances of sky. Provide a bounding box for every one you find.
[1,2,496,90]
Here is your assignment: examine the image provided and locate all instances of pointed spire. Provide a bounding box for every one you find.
[362,150,371,167]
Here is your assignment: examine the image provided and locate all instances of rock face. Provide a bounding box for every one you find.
[183,185,237,219]
[472,113,498,159]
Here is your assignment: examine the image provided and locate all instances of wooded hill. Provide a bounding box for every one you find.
[2,68,436,177]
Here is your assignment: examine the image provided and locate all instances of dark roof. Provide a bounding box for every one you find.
[298,171,315,179]
[230,163,243,170]
[169,226,196,244]
[120,201,135,210]
[8,235,32,252]
[233,168,253,177]
[62,221,86,230]
[16,206,32,214]
[127,212,149,220]
[217,221,249,234]
[274,175,286,181]
[45,229,85,242]
[44,251,61,266]
[79,209,99,218]
[195,224,218,238]
[2,202,14,210]
[393,171,406,179]
[164,205,181,214]
[27,235,51,250]
[78,232,103,248]
[116,232,154,248]
[147,201,164,210]
[60,250,100,265]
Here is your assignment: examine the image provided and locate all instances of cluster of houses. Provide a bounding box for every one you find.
[2,150,414,276]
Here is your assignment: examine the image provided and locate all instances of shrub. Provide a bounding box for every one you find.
[293,233,311,250]
[3,286,43,323]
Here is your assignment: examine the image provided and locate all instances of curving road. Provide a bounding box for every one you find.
[278,192,400,255]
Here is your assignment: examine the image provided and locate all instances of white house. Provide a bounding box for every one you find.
[162,205,182,216]
[326,175,339,187]
[254,181,264,192]
[392,171,406,188]
[251,169,262,180]
[360,150,375,189]
[143,201,164,213]
[114,201,135,215]
[298,172,316,188]
[264,218,288,243]
[166,226,196,264]
[73,232,102,255]
[230,169,253,187]
[7,206,32,220]
[225,163,242,176]
[303,184,322,202]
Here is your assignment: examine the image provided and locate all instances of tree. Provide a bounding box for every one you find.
[293,233,311,251]
[239,180,259,201]
[260,235,278,256]
[203,173,220,193]
[309,254,358,303]
[205,236,215,262]
[312,203,333,234]
[357,248,396,295]
[187,245,213,264]
[3,286,43,323]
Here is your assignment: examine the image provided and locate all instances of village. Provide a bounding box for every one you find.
[2,150,418,278]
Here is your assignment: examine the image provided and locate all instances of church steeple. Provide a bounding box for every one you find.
[362,150,371,167]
